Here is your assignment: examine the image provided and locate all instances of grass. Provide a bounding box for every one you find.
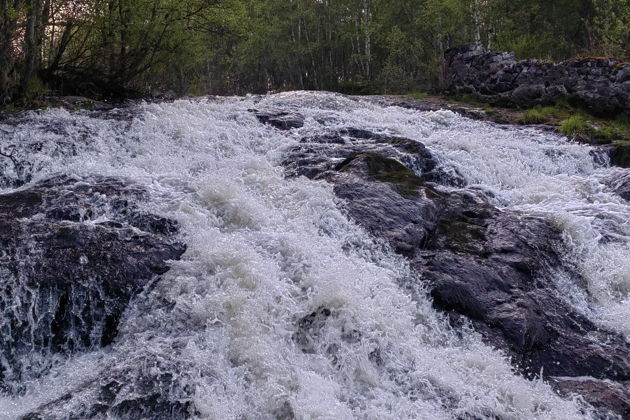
[519,107,556,124]
[457,97,630,144]
[404,92,429,100]
[559,116,593,137]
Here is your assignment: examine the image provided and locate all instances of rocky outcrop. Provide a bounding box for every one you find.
[284,130,630,418]
[0,175,185,391]
[444,44,630,116]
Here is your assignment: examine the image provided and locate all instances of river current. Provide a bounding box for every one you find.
[1,91,628,419]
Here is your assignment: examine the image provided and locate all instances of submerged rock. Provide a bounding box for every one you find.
[0,175,185,390]
[20,347,196,420]
[250,108,305,130]
[604,169,630,201]
[283,129,630,417]
[550,377,630,419]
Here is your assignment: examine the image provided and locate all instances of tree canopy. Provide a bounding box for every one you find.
[1,0,629,104]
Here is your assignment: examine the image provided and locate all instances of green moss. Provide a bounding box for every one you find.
[80,100,95,109]
[2,104,20,111]
[438,218,486,253]
[519,107,552,124]
[340,152,422,197]
[556,114,629,144]
[611,114,630,131]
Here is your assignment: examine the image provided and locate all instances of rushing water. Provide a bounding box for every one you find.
[0,91,628,419]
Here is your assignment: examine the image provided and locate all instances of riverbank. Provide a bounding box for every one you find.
[367,93,630,168]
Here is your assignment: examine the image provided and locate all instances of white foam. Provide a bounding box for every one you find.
[0,92,608,419]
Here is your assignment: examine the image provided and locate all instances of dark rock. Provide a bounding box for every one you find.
[334,179,436,256]
[283,128,463,187]
[0,175,186,390]
[293,307,332,353]
[604,169,630,201]
[417,200,630,383]
[250,108,304,130]
[610,143,630,168]
[337,152,424,197]
[550,377,630,419]
[444,44,630,116]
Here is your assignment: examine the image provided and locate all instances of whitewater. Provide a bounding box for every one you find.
[1,91,628,419]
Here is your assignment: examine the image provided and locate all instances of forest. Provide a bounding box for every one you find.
[0,0,629,105]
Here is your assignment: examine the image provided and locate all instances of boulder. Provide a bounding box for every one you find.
[0,175,185,390]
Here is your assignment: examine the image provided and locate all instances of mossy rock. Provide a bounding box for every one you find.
[337,152,422,197]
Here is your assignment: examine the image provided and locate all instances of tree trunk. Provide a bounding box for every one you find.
[471,0,481,46]
[20,0,44,96]
[363,0,371,78]
[0,0,20,103]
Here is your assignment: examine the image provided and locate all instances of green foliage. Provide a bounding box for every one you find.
[559,116,594,137]
[0,0,628,101]
[519,106,566,124]
[23,76,50,99]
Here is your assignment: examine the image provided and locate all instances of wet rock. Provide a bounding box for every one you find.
[610,143,630,168]
[604,169,630,201]
[550,377,630,419]
[0,175,186,390]
[20,349,195,420]
[0,109,135,188]
[416,200,630,382]
[282,133,630,417]
[283,128,463,187]
[250,109,304,130]
[332,154,438,256]
[444,44,630,116]
[293,307,332,353]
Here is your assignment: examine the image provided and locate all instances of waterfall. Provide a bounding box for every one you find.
[1,91,628,419]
